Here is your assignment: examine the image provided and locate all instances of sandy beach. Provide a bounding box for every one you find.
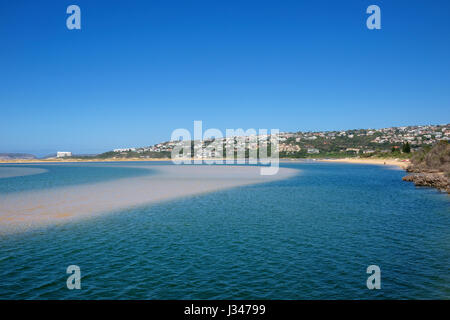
[0,165,298,234]
[318,158,410,170]
[0,157,411,170]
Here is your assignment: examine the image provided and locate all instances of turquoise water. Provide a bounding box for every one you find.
[0,162,449,299]
[0,163,153,194]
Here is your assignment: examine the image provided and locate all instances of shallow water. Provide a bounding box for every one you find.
[0,164,296,233]
[0,162,449,299]
[0,163,152,194]
[0,167,48,179]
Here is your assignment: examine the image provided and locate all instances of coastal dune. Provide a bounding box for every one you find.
[0,165,298,234]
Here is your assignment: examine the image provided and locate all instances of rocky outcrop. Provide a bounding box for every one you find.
[402,172,449,193]
[402,141,449,194]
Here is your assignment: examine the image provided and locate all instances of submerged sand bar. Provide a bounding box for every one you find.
[0,165,298,233]
[0,167,48,178]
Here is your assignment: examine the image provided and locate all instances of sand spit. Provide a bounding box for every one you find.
[0,167,48,179]
[0,165,298,234]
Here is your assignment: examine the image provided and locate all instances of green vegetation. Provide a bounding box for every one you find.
[402,142,411,153]
[403,141,449,193]
[278,130,421,159]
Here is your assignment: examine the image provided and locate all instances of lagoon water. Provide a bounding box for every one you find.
[0,162,449,299]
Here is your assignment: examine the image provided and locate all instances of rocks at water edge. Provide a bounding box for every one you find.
[402,173,449,194]
[402,141,449,194]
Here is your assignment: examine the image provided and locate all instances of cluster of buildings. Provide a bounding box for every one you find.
[283,124,448,143]
[276,124,450,155]
[112,124,449,157]
[113,143,175,154]
[367,125,449,146]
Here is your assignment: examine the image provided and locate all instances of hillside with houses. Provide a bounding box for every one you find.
[98,124,450,159]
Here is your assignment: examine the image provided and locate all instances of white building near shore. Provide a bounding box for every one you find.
[56,151,72,158]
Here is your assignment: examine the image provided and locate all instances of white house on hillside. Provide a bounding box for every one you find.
[56,151,72,158]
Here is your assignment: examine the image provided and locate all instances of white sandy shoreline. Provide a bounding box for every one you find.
[0,165,299,234]
[317,158,410,170]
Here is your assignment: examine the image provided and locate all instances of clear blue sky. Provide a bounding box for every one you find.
[1,0,449,156]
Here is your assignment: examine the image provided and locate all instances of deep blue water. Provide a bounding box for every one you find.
[0,162,449,299]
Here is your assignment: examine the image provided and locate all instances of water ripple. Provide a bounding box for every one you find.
[0,162,449,299]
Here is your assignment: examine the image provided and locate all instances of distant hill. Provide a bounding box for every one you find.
[90,124,449,160]
[40,153,98,159]
[0,153,36,160]
[41,153,57,159]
